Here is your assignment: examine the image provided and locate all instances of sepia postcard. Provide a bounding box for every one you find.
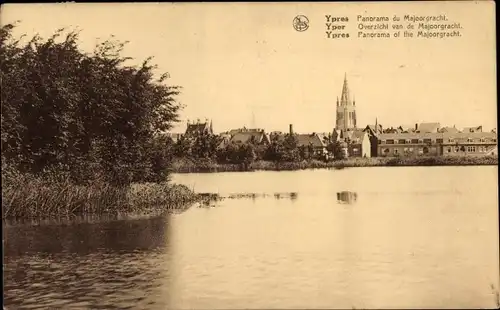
[1,1,498,309]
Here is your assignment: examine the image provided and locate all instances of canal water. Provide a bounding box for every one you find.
[3,166,499,309]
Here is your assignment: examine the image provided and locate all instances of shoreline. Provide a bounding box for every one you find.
[171,156,498,173]
[1,171,205,220]
[3,155,497,220]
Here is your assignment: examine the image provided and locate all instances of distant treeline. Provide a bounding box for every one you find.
[170,132,344,166]
[171,155,499,173]
[1,23,182,185]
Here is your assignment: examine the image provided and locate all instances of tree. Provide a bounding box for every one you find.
[327,140,346,160]
[264,136,285,161]
[263,134,300,162]
[241,144,257,165]
[191,131,220,160]
[1,23,182,184]
[216,142,256,165]
[281,134,301,162]
[174,135,192,158]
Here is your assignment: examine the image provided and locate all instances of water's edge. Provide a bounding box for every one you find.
[170,157,498,173]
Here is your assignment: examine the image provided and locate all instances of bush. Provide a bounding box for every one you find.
[2,163,199,219]
[1,23,181,185]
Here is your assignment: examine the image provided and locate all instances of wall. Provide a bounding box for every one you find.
[441,143,497,156]
[369,135,378,157]
[362,137,371,158]
[378,142,497,157]
[348,137,371,158]
[377,144,440,157]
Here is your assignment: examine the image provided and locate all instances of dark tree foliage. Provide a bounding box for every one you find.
[191,131,221,160]
[174,135,192,158]
[216,142,256,165]
[1,23,182,185]
[264,134,301,162]
[327,140,346,160]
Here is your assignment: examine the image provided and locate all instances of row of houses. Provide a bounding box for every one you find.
[166,120,498,158]
[364,122,497,157]
[219,125,331,157]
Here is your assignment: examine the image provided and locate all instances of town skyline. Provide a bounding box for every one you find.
[179,73,497,135]
[3,2,496,133]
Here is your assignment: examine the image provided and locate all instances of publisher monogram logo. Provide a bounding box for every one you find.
[293,15,309,32]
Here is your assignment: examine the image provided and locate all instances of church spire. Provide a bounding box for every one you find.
[335,73,356,132]
[340,73,352,106]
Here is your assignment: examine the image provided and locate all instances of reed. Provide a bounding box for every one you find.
[2,168,199,219]
[171,155,498,173]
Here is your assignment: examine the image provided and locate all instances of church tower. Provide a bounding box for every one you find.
[335,73,357,131]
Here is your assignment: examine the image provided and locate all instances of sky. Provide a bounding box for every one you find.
[2,2,497,133]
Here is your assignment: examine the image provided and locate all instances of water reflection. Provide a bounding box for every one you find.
[3,167,499,309]
[3,215,174,309]
[274,192,296,200]
[3,216,172,256]
[198,192,300,208]
[225,192,298,200]
[337,191,358,204]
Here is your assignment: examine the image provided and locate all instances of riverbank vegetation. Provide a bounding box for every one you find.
[1,23,198,219]
[2,163,199,218]
[168,130,346,172]
[171,155,498,173]
[167,121,497,173]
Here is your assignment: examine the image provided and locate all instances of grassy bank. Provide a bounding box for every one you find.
[172,155,498,173]
[2,168,201,219]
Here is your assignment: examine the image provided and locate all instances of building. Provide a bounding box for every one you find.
[227,127,266,136]
[378,132,441,156]
[316,132,332,144]
[397,124,417,133]
[377,131,497,157]
[363,120,383,157]
[345,130,371,158]
[331,128,371,158]
[296,133,328,157]
[461,125,483,133]
[335,73,357,131]
[229,129,270,146]
[415,122,440,133]
[439,126,459,134]
[184,119,213,138]
[441,132,496,156]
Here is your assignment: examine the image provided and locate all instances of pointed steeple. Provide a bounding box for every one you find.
[210,119,213,133]
[340,73,352,106]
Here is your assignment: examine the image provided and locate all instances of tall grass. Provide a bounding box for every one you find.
[171,155,498,173]
[2,165,199,219]
[171,157,243,173]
